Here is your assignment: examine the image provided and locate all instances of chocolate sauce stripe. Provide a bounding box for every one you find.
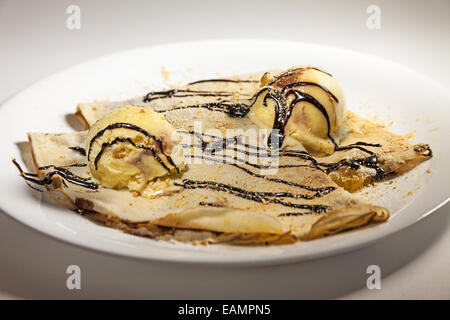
[144,92,234,103]
[68,146,87,156]
[188,79,259,85]
[177,179,330,213]
[38,165,91,180]
[183,143,290,160]
[186,144,382,177]
[185,154,334,195]
[186,154,312,170]
[335,142,381,155]
[93,136,171,172]
[198,201,225,208]
[183,142,321,170]
[13,159,98,190]
[148,86,277,121]
[87,122,179,173]
[143,88,253,103]
[261,89,286,149]
[176,179,330,213]
[39,163,87,170]
[198,202,318,217]
[278,212,312,217]
[268,67,333,86]
[41,170,98,189]
[12,159,44,192]
[336,145,375,155]
[154,102,250,118]
[281,81,339,103]
[181,128,383,176]
[150,89,231,95]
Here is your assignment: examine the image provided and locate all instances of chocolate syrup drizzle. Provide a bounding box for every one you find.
[198,201,225,208]
[176,179,329,213]
[143,89,237,103]
[188,79,259,85]
[267,66,333,86]
[278,212,310,217]
[154,102,250,118]
[261,89,286,149]
[182,130,267,153]
[93,137,170,172]
[143,78,257,103]
[87,122,179,173]
[185,154,334,198]
[281,82,339,102]
[179,130,336,205]
[198,202,314,217]
[68,146,86,156]
[13,159,98,190]
[181,130,383,179]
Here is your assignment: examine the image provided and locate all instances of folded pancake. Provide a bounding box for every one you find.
[16,66,432,245]
[26,130,388,243]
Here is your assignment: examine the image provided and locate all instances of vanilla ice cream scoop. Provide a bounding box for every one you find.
[249,66,346,154]
[86,105,184,192]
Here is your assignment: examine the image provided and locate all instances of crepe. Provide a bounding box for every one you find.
[26,130,389,244]
[16,69,432,245]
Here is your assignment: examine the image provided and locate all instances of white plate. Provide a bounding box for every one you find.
[0,39,449,266]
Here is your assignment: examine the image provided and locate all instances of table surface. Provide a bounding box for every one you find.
[0,0,449,299]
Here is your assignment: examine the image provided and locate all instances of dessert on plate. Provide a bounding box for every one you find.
[15,66,432,244]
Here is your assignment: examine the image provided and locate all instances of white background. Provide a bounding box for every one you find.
[0,0,449,299]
